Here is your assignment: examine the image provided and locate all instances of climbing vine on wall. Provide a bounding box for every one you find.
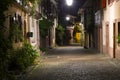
[29,0,42,16]
[0,0,15,79]
[0,0,41,79]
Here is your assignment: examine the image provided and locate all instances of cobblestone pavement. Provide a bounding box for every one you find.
[25,46,120,80]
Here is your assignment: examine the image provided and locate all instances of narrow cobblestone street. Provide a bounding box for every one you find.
[25,46,120,80]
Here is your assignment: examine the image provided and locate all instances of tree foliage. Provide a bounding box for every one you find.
[39,18,53,37]
[57,25,65,39]
[74,23,82,32]
[0,0,15,79]
[56,25,65,45]
[73,23,82,37]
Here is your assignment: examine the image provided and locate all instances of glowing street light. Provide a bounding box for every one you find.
[66,16,70,21]
[66,0,73,6]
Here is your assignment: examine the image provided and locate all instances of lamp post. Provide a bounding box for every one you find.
[66,16,70,21]
[66,0,73,6]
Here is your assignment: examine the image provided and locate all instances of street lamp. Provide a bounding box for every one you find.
[66,16,70,21]
[13,17,16,21]
[66,0,73,6]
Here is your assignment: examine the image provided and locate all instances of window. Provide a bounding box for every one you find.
[118,22,120,44]
[9,14,23,43]
[118,22,120,34]
[108,0,111,5]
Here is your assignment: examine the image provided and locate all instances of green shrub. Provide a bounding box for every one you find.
[39,18,53,37]
[118,33,120,43]
[40,47,46,52]
[9,42,39,71]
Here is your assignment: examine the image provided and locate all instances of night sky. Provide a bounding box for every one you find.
[58,0,87,26]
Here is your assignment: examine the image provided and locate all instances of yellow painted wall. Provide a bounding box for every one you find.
[76,32,81,42]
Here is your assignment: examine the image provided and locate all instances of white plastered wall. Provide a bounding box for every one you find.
[103,0,120,48]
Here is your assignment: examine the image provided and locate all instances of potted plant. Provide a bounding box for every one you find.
[118,33,120,46]
[40,47,46,56]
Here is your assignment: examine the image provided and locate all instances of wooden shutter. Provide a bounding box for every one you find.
[101,0,106,8]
